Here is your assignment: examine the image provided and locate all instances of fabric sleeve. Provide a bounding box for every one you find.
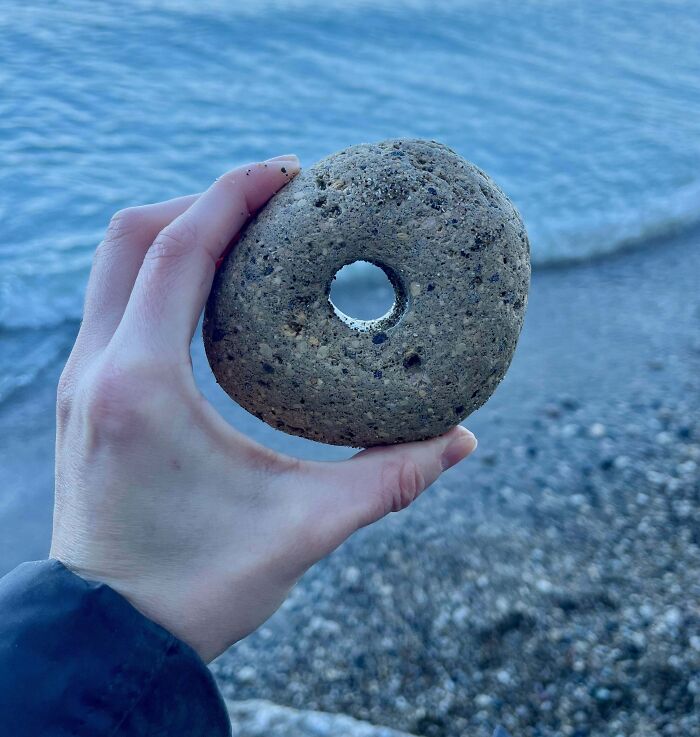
[0,559,231,737]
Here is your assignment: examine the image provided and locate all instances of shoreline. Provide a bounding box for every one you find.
[0,227,698,735]
[1,217,698,414]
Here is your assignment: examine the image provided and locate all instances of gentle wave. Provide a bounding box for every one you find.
[0,323,78,405]
[1,0,699,398]
[530,176,700,267]
[2,182,699,334]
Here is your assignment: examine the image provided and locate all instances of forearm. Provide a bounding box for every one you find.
[0,560,231,737]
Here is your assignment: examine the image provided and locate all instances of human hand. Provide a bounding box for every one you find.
[50,156,477,663]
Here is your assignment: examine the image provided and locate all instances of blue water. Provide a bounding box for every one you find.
[1,0,700,401]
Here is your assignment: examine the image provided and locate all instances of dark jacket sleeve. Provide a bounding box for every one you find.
[0,559,231,737]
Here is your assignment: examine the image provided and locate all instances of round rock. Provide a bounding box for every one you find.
[204,139,530,447]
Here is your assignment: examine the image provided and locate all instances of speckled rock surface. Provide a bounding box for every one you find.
[204,139,529,446]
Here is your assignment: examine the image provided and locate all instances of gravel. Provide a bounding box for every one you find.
[212,228,700,737]
[217,399,699,737]
[227,699,512,736]
[227,699,419,737]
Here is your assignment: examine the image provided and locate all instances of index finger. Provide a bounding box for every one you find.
[114,156,300,356]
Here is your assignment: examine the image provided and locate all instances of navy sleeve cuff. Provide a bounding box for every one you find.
[0,559,231,737]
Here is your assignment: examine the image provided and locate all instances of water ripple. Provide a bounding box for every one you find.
[1,0,699,398]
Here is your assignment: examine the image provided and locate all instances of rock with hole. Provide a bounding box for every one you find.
[204,139,530,446]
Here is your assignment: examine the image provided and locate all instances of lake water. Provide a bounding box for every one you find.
[1,0,699,403]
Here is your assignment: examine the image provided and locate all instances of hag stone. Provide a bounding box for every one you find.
[204,139,530,447]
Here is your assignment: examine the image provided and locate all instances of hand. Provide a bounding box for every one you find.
[50,156,477,663]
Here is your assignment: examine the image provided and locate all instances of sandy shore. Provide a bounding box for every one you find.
[1,228,698,735]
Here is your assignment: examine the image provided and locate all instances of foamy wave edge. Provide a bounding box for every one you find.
[530,177,700,267]
[1,178,700,333]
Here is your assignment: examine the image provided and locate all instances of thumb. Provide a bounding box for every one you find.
[305,426,477,543]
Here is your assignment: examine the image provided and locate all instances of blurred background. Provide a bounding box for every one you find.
[1,1,699,735]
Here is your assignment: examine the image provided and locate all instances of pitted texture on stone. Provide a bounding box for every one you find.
[204,139,530,447]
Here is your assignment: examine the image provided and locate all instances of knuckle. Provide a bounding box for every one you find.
[95,207,149,264]
[81,363,150,441]
[379,457,426,515]
[396,458,426,510]
[146,221,198,266]
[105,206,147,242]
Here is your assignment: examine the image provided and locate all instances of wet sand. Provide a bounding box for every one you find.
[0,227,698,736]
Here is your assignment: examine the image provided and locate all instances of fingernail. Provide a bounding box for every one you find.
[441,427,477,471]
[263,154,301,171]
[262,154,300,178]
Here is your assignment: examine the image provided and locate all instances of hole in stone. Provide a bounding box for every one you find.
[403,352,422,371]
[329,260,398,327]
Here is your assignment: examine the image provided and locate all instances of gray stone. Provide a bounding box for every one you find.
[226,699,416,737]
[204,139,530,446]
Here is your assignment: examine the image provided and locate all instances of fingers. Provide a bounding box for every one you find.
[302,426,478,546]
[114,156,301,356]
[76,195,200,357]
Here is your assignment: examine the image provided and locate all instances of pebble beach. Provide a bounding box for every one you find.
[210,228,700,737]
[0,205,697,737]
[1,2,699,735]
